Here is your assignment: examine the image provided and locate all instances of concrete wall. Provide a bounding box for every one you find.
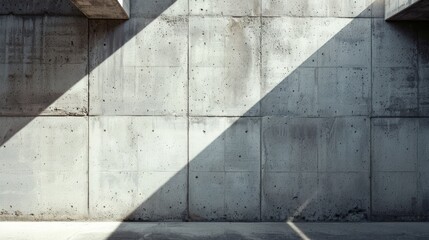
[0,0,428,221]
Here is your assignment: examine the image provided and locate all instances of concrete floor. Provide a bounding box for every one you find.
[1,222,429,240]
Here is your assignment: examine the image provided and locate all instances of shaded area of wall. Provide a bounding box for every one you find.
[0,0,178,219]
[0,0,428,223]
[385,0,429,21]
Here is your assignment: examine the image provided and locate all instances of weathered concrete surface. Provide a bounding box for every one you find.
[262,0,375,17]
[261,17,371,117]
[1,222,429,240]
[89,116,187,220]
[69,0,129,19]
[1,0,429,222]
[386,0,429,20]
[0,117,88,220]
[89,16,188,116]
[189,17,261,117]
[189,117,260,221]
[262,117,370,221]
[0,16,88,116]
[371,118,429,219]
[372,19,429,117]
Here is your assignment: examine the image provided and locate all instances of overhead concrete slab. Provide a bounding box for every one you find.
[70,0,130,19]
[386,0,429,20]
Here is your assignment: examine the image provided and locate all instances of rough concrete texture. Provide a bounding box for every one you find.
[0,117,88,220]
[189,117,260,221]
[0,15,88,116]
[371,118,429,219]
[0,0,429,222]
[386,0,429,20]
[261,117,370,221]
[70,0,129,19]
[89,116,187,220]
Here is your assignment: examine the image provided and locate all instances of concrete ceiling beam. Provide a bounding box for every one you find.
[386,0,429,21]
[69,0,129,19]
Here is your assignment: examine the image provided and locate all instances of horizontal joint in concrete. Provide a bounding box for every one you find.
[69,0,129,19]
[386,0,429,20]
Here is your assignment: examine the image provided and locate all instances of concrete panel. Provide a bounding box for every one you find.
[189,172,224,221]
[261,172,318,221]
[90,116,187,172]
[372,68,418,116]
[262,117,318,172]
[189,117,260,221]
[190,0,261,16]
[371,118,417,172]
[261,68,318,116]
[262,117,370,221]
[372,172,418,217]
[189,17,261,116]
[133,171,187,220]
[190,117,260,172]
[372,19,417,68]
[316,68,370,117]
[89,116,187,220]
[89,16,188,116]
[317,172,370,221]
[0,117,88,220]
[70,0,129,19]
[0,16,88,116]
[372,118,429,219]
[90,171,187,221]
[0,0,83,15]
[189,171,260,221]
[318,117,370,172]
[262,0,374,17]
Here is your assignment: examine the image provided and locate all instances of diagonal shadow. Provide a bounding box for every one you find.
[99,3,402,239]
[0,0,177,219]
[0,0,177,146]
[1,0,428,235]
